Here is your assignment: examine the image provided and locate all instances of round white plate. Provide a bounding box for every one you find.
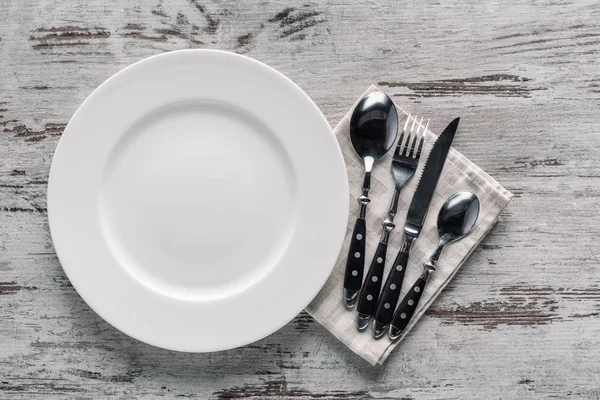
[48,50,348,352]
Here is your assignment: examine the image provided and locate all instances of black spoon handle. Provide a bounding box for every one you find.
[356,241,388,316]
[389,272,429,340]
[343,217,366,298]
[373,238,411,328]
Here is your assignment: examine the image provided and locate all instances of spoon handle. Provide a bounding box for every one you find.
[343,217,367,307]
[389,270,430,340]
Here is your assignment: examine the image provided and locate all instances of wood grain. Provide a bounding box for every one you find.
[1,0,599,398]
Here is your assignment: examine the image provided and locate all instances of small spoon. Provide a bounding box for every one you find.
[343,92,398,307]
[388,191,480,340]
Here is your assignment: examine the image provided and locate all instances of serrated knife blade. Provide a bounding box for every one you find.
[404,117,459,237]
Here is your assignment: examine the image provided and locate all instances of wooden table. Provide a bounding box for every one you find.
[1,1,599,398]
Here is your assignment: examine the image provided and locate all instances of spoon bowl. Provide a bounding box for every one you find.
[437,191,480,246]
[350,92,398,161]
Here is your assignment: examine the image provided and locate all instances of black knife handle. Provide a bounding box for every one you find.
[389,272,429,340]
[372,237,412,332]
[356,241,388,317]
[343,217,367,305]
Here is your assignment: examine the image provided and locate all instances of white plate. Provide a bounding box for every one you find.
[48,50,348,352]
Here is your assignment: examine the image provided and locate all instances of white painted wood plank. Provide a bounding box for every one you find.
[1,0,599,398]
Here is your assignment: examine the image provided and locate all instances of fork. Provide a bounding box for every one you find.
[356,115,429,330]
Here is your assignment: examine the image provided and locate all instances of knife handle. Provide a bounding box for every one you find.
[372,236,413,336]
[343,217,367,306]
[389,271,429,340]
[356,240,388,327]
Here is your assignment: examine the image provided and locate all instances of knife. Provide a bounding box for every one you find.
[371,117,459,338]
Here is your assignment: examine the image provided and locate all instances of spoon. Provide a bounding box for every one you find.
[343,92,398,308]
[388,191,480,340]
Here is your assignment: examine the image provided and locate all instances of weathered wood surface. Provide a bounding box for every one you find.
[1,0,599,398]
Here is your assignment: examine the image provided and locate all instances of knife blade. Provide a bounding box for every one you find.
[371,117,459,338]
[404,117,459,237]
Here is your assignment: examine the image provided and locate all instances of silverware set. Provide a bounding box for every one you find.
[343,91,480,340]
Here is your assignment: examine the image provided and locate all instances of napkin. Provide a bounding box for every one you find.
[306,85,513,365]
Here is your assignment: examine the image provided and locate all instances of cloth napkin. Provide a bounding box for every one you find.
[306,85,513,365]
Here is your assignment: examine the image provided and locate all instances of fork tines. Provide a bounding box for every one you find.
[396,114,429,159]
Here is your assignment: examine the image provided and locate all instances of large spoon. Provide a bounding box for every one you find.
[344,92,398,308]
[388,191,480,340]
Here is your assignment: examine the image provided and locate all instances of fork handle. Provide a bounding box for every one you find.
[356,240,389,327]
[388,187,401,218]
[372,234,414,337]
[343,217,367,307]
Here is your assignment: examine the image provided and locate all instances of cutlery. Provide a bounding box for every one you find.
[343,92,398,308]
[355,115,428,330]
[388,191,479,340]
[372,117,460,337]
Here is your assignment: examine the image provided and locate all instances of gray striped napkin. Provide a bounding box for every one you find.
[306,85,513,365]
